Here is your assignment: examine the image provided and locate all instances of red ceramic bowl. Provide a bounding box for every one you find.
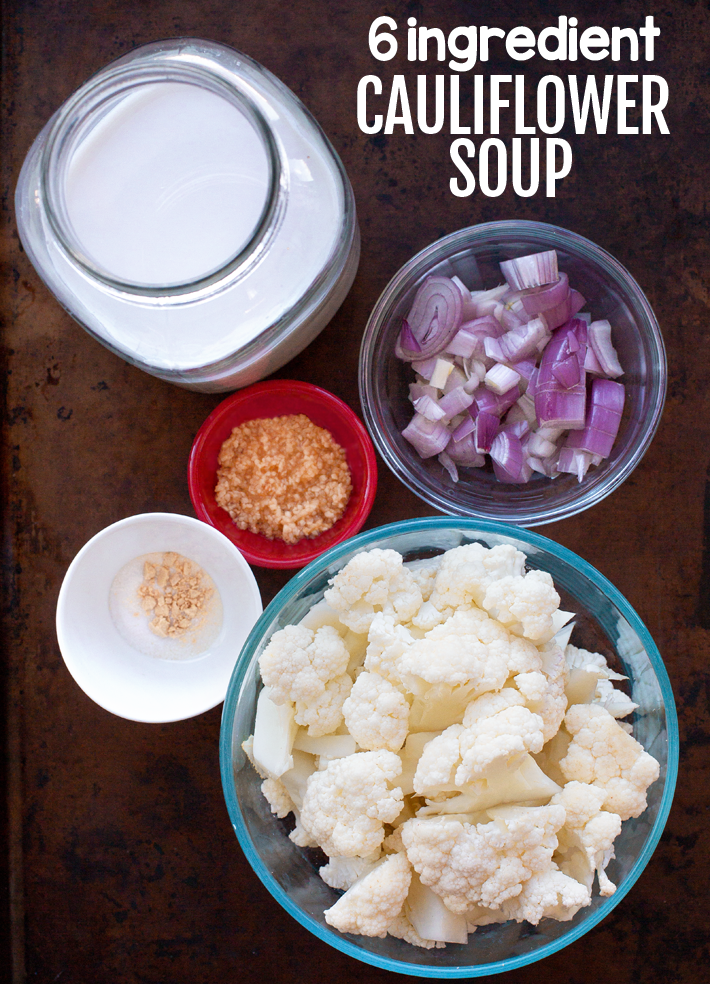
[188,381,378,569]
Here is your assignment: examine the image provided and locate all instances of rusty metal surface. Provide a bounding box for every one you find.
[1,1,708,981]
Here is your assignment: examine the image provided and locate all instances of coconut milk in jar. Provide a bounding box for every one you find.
[15,39,360,392]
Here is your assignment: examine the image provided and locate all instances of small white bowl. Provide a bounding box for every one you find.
[56,512,262,722]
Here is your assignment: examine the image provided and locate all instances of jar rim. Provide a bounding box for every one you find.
[40,59,283,297]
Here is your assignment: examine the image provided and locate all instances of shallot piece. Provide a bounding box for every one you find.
[396,277,463,360]
[500,250,559,290]
[402,414,450,458]
[535,319,587,429]
[588,320,624,378]
[566,378,625,458]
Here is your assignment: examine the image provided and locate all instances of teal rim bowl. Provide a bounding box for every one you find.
[219,518,678,977]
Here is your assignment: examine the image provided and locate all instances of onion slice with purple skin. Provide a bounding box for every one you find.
[535,319,587,429]
[475,411,500,453]
[396,276,463,360]
[566,378,625,458]
[501,250,558,290]
[490,431,532,483]
[402,414,451,458]
[447,432,486,467]
[474,384,520,418]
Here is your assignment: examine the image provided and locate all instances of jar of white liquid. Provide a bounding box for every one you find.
[15,39,359,391]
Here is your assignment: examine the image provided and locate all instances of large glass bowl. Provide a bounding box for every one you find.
[359,222,667,526]
[219,518,678,977]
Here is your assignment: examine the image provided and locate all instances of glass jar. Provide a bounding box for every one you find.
[15,39,360,392]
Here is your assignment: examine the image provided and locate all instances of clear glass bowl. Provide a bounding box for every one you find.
[358,222,667,526]
[220,518,678,977]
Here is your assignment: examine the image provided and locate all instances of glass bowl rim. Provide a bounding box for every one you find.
[219,516,679,977]
[358,220,668,528]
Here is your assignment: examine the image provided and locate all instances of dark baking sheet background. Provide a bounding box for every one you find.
[1,1,707,981]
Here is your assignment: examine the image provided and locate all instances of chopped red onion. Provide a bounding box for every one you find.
[474,384,520,418]
[397,277,463,360]
[413,394,447,421]
[402,414,451,458]
[443,366,467,394]
[451,275,477,321]
[551,353,582,389]
[429,358,455,389]
[411,357,438,380]
[556,447,593,482]
[446,327,479,358]
[484,336,506,362]
[527,431,558,458]
[501,250,558,290]
[451,414,476,441]
[518,273,569,318]
[490,431,533,483]
[503,418,531,440]
[566,378,625,458]
[485,363,521,395]
[588,320,624,378]
[398,319,421,355]
[512,359,537,385]
[447,432,486,467]
[535,319,587,429]
[438,449,459,483]
[475,411,500,453]
[438,385,475,418]
[497,315,550,363]
[470,284,509,318]
[584,345,605,375]
[408,381,437,402]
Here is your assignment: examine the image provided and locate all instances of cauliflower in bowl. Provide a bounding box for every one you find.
[243,542,659,948]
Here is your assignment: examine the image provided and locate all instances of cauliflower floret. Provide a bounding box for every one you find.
[299,750,404,857]
[559,704,660,821]
[260,778,294,819]
[397,611,511,698]
[458,691,545,783]
[342,671,410,752]
[552,781,622,897]
[324,852,412,937]
[405,556,442,602]
[497,865,591,924]
[413,691,544,793]
[428,543,526,614]
[593,678,638,719]
[294,673,351,737]
[482,569,561,642]
[565,644,637,719]
[363,613,416,687]
[526,640,568,743]
[401,804,566,914]
[565,644,626,680]
[259,624,352,735]
[324,548,423,633]
[319,850,382,890]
